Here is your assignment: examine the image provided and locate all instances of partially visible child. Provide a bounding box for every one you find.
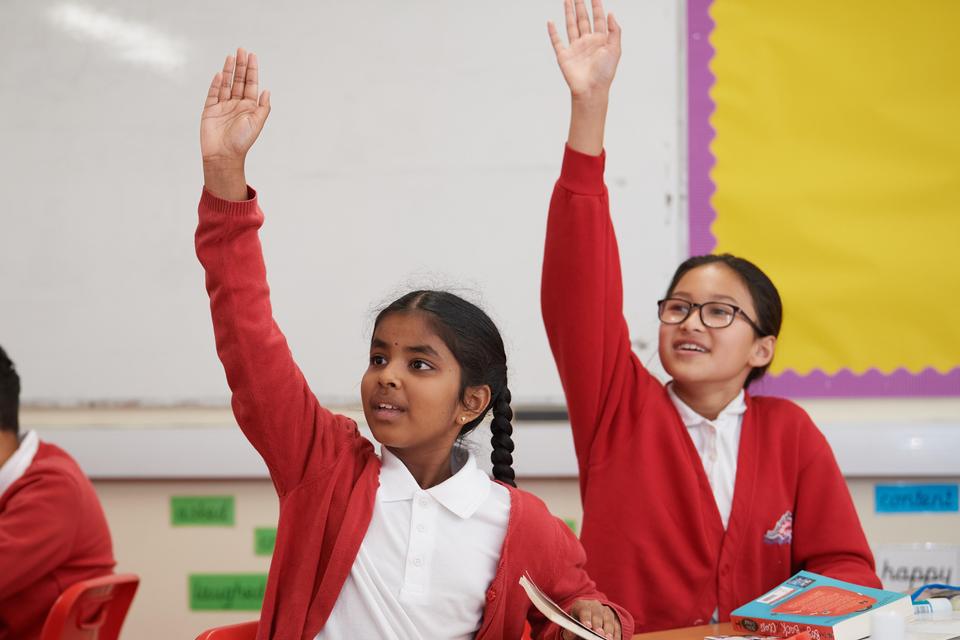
[0,345,115,638]
[196,49,632,640]
[540,0,880,632]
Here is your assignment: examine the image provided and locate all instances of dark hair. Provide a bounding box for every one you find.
[665,254,782,387]
[374,291,516,487]
[0,346,20,434]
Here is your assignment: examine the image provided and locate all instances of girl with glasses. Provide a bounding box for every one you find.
[540,0,880,632]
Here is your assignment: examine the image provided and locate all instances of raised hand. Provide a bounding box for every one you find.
[201,49,271,200]
[548,0,621,101]
[563,599,621,640]
[547,0,620,156]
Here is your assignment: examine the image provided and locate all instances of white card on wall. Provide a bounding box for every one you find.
[874,543,959,592]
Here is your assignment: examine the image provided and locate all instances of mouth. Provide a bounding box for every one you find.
[673,341,710,355]
[370,401,406,421]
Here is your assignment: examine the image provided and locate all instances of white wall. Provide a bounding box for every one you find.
[1,0,683,407]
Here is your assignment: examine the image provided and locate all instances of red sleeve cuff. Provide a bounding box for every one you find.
[200,185,259,216]
[557,144,606,196]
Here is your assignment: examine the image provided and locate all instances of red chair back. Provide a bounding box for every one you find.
[39,574,139,640]
[194,620,259,640]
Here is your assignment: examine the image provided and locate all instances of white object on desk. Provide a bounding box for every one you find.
[872,609,907,640]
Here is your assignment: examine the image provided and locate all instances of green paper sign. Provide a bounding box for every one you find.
[171,496,235,526]
[254,527,277,556]
[189,573,267,611]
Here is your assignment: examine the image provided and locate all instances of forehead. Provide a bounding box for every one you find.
[372,311,452,354]
[671,263,754,309]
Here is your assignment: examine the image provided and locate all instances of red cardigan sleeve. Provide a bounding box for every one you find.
[0,471,79,599]
[792,426,881,588]
[195,187,359,495]
[527,516,635,640]
[541,145,655,481]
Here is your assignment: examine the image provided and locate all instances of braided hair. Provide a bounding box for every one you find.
[0,346,20,434]
[374,291,517,487]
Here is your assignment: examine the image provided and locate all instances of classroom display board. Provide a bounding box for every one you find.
[689,0,960,397]
[1,0,682,407]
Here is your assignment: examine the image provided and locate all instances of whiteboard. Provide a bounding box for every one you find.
[0,0,683,406]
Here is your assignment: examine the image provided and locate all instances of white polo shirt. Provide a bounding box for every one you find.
[666,386,746,529]
[0,430,38,498]
[316,446,510,640]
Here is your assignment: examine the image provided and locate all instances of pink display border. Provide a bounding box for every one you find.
[685,0,959,397]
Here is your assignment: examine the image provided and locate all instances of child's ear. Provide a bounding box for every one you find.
[749,335,777,368]
[460,384,492,422]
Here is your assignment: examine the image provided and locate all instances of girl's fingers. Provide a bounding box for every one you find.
[602,608,620,639]
[608,13,621,49]
[258,89,270,109]
[564,0,578,43]
[591,0,607,34]
[218,55,234,102]
[574,0,591,38]
[592,609,604,633]
[578,607,593,628]
[547,21,565,56]
[231,48,247,99]
[244,52,260,101]
[204,72,222,108]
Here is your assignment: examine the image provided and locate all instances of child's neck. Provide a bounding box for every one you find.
[386,443,456,490]
[670,381,744,421]
[0,431,20,469]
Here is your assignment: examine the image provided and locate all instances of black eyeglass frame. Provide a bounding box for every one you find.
[656,298,765,335]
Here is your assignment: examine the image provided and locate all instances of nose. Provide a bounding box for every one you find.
[679,304,706,331]
[377,362,401,388]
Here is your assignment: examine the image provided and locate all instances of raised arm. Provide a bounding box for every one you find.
[541,1,651,478]
[196,50,357,494]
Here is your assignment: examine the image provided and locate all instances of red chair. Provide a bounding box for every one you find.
[194,620,258,640]
[39,573,139,640]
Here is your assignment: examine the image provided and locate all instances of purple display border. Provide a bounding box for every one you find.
[685,0,960,398]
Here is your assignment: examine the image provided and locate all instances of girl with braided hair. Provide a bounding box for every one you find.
[196,49,631,640]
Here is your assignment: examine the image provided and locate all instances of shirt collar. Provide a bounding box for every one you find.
[0,430,39,498]
[667,385,746,428]
[378,446,491,520]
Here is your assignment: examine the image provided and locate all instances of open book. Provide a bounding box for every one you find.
[518,573,609,640]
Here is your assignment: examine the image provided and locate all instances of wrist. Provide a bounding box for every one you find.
[570,90,610,111]
[202,160,249,201]
[202,155,246,174]
[567,96,608,157]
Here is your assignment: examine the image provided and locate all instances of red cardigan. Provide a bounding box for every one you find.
[0,442,115,639]
[540,146,880,632]
[196,188,633,640]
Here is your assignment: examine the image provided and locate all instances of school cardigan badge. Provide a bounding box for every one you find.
[763,510,793,545]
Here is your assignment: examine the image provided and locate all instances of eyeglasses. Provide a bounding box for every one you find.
[657,298,764,334]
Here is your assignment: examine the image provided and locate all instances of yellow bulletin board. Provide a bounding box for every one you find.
[688,0,960,396]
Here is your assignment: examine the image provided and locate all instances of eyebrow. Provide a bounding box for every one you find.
[672,291,741,305]
[370,338,441,358]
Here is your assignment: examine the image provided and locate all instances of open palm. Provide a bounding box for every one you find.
[548,0,621,98]
[201,49,271,164]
